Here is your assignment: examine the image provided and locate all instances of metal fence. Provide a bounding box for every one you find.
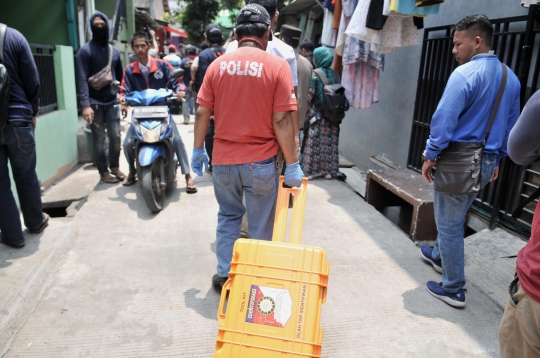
[406,5,540,236]
[30,44,58,115]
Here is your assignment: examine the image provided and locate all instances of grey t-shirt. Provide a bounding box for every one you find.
[508,89,540,165]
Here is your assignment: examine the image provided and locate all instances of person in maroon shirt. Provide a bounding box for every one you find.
[499,89,540,357]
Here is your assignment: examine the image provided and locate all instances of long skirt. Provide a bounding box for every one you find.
[300,118,340,177]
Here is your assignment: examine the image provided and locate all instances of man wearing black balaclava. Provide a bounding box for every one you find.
[76,12,125,184]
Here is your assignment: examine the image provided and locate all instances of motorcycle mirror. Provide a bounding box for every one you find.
[171,68,185,79]
[110,80,121,92]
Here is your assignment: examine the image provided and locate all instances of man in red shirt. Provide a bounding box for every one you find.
[499,90,540,357]
[191,4,303,288]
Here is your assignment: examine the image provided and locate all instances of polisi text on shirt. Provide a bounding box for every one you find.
[219,61,264,77]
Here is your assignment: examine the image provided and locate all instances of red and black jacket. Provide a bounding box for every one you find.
[121,56,185,96]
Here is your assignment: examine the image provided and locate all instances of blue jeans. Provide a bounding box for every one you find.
[90,104,121,174]
[0,122,44,245]
[123,117,190,175]
[431,153,497,293]
[213,157,279,277]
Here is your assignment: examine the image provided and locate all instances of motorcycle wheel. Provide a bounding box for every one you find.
[141,159,164,213]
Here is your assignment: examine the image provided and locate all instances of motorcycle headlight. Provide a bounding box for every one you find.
[142,129,160,143]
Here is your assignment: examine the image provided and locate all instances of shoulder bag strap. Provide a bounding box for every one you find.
[0,24,7,64]
[107,44,113,67]
[484,62,508,144]
[313,68,330,85]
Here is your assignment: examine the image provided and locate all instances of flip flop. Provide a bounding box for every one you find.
[122,175,136,186]
[186,182,198,194]
[0,237,25,249]
[28,213,50,234]
[101,174,120,184]
[110,170,126,181]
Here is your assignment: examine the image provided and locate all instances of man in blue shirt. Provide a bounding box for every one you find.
[420,15,521,308]
[0,25,49,248]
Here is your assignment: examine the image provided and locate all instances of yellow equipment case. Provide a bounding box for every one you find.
[214,177,330,357]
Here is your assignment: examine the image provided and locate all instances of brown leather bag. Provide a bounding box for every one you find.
[88,45,113,91]
[434,63,507,195]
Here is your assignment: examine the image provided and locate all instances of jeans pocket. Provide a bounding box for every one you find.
[13,126,35,153]
[213,165,229,187]
[252,161,276,195]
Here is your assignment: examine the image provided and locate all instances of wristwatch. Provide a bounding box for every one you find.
[422,150,437,162]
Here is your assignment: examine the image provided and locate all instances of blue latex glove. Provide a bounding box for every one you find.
[191,147,209,176]
[284,161,304,187]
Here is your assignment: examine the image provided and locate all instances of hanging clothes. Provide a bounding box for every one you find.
[343,37,384,70]
[415,0,444,6]
[321,9,337,48]
[332,0,343,74]
[339,0,383,109]
[346,0,421,53]
[341,62,380,109]
[396,0,440,15]
[333,0,343,29]
[383,0,410,17]
[336,0,358,56]
[366,0,388,30]
[323,0,335,11]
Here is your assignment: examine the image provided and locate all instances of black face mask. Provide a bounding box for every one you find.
[92,25,108,41]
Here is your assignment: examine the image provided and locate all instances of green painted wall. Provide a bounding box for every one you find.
[95,0,116,18]
[35,45,79,183]
[0,1,71,46]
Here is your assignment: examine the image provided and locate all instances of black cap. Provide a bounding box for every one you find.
[236,4,271,26]
[204,23,222,37]
[280,24,302,48]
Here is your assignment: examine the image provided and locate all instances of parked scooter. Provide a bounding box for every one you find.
[111,69,184,212]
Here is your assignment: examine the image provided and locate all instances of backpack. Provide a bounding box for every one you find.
[312,68,349,125]
[0,24,11,131]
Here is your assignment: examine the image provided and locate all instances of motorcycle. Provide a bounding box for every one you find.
[111,69,184,212]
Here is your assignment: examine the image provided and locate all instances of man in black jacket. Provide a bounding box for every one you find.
[76,12,125,183]
[0,24,48,248]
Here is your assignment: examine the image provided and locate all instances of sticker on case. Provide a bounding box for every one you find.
[245,285,292,327]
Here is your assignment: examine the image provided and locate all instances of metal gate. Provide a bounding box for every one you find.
[407,5,540,236]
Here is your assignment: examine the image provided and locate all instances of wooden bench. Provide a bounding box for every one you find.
[365,169,437,242]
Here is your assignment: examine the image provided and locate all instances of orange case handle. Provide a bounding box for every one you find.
[271,176,308,244]
[217,278,232,323]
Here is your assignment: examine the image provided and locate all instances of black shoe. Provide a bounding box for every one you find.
[212,274,228,290]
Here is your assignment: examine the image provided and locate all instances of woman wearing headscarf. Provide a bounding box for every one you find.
[300,46,341,180]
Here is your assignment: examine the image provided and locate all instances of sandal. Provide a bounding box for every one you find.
[186,183,198,194]
[101,173,119,184]
[110,169,126,181]
[186,177,197,194]
[28,213,50,234]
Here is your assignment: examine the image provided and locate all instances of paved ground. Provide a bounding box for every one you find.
[0,114,523,357]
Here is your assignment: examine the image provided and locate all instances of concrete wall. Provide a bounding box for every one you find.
[339,0,529,171]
